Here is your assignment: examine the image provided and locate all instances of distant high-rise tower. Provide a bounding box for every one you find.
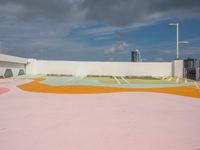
[131,49,141,62]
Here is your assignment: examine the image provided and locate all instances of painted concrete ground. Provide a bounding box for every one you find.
[0,79,200,150]
[14,76,200,98]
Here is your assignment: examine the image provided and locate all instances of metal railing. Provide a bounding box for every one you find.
[184,61,200,81]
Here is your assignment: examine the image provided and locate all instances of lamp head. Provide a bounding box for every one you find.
[168,23,178,26]
[179,41,189,44]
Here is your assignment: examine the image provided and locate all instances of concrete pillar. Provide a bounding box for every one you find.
[26,59,37,74]
[172,60,184,78]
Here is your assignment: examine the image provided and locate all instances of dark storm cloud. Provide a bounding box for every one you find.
[81,0,200,26]
[0,0,200,25]
[0,0,83,22]
[0,0,200,26]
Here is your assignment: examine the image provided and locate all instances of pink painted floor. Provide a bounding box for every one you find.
[0,87,9,94]
[0,79,200,150]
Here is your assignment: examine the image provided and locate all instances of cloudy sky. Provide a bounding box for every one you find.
[0,0,200,61]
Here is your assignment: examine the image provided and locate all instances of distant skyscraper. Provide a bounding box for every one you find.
[131,49,141,62]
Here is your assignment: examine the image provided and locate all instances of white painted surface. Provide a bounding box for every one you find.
[121,77,130,84]
[172,60,183,78]
[0,61,25,77]
[26,59,38,74]
[0,54,181,77]
[0,54,27,64]
[114,76,121,84]
[33,60,172,77]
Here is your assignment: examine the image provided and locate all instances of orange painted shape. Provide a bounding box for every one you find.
[17,78,200,98]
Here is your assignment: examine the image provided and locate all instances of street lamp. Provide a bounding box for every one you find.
[168,23,189,60]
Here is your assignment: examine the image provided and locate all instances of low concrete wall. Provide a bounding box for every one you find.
[26,59,37,75]
[27,60,172,77]
[0,54,184,78]
[172,60,184,78]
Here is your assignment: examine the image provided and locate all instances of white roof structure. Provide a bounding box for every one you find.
[0,53,28,64]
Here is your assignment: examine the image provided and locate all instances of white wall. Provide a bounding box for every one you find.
[172,60,184,78]
[0,61,26,77]
[30,60,172,77]
[1,54,186,78]
[26,59,38,74]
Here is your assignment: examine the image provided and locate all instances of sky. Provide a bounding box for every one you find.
[0,0,200,62]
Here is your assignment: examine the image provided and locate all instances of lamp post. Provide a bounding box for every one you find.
[168,23,189,60]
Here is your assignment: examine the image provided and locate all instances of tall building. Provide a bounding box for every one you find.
[131,49,141,62]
